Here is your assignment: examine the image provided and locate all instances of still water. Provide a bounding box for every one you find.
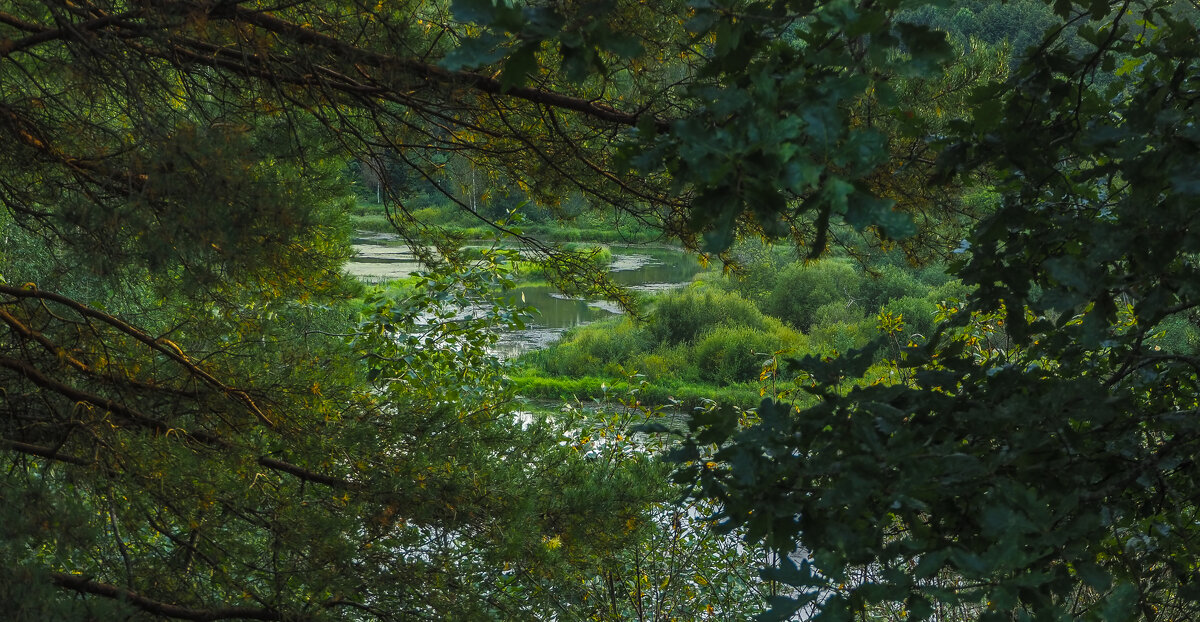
[345,234,703,356]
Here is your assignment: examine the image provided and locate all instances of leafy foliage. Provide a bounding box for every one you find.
[6,0,1200,620]
[664,2,1200,621]
[766,260,863,332]
[650,288,772,346]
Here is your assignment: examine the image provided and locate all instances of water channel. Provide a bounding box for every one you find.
[345,233,704,356]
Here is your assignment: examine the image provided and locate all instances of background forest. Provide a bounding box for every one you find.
[2,0,1200,620]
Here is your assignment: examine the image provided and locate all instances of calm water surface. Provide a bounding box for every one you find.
[345,234,703,356]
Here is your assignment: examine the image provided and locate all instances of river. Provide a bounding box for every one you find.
[345,233,703,356]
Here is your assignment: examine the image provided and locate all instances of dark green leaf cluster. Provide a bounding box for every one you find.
[666,2,1200,619]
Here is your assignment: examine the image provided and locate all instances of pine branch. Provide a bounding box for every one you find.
[49,572,287,622]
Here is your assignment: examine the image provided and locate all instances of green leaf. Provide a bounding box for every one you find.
[441,34,507,70]
[499,42,540,89]
[1074,561,1112,591]
[895,22,953,76]
[450,0,523,29]
[755,596,806,622]
[599,31,645,59]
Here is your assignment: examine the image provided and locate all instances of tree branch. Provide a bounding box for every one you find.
[49,572,286,622]
[0,436,354,491]
[0,438,92,466]
[0,284,274,427]
[0,354,226,447]
[220,5,668,130]
[257,456,356,489]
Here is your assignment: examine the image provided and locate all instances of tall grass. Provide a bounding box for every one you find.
[517,249,990,408]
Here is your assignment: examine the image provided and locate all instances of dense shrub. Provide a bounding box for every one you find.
[882,295,939,341]
[535,342,600,377]
[725,240,794,305]
[808,319,878,356]
[529,318,650,376]
[411,205,479,228]
[628,346,694,382]
[765,260,862,331]
[569,318,648,361]
[915,264,953,287]
[562,243,613,270]
[689,270,732,290]
[648,288,768,345]
[859,264,924,311]
[694,324,801,384]
[522,254,963,397]
[926,279,973,305]
[813,301,866,327]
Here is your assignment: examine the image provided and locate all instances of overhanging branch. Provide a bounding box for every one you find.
[49,572,285,622]
[0,284,274,428]
[0,439,92,466]
[224,5,663,129]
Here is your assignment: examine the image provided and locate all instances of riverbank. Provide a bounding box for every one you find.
[341,230,775,409]
[347,220,983,412]
[341,229,965,412]
[351,200,666,244]
[345,233,706,360]
[508,369,764,410]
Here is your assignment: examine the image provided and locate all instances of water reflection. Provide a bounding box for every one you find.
[508,285,616,328]
[345,239,704,356]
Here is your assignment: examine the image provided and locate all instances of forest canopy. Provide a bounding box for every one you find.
[2,0,1200,620]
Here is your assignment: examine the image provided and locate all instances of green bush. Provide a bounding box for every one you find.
[926,279,973,305]
[350,214,395,233]
[808,319,878,356]
[916,264,953,287]
[648,287,768,345]
[688,270,733,290]
[812,301,866,328]
[507,372,762,409]
[859,263,925,311]
[536,342,600,377]
[411,204,480,228]
[627,347,693,382]
[725,240,792,305]
[765,259,863,331]
[529,318,651,376]
[572,318,647,360]
[694,326,784,384]
[561,243,613,270]
[882,295,939,341]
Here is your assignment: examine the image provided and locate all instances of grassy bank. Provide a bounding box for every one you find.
[509,246,983,410]
[508,370,764,410]
[350,200,664,244]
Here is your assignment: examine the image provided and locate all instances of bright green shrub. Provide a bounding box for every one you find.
[808,319,878,356]
[537,343,600,377]
[562,243,613,269]
[526,317,652,377]
[410,204,479,228]
[648,288,768,345]
[859,263,925,311]
[628,347,693,382]
[813,301,866,328]
[692,319,805,385]
[916,264,953,287]
[725,240,792,305]
[765,259,863,331]
[689,269,729,288]
[561,318,648,361]
[694,326,781,384]
[882,295,939,341]
[927,279,973,305]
